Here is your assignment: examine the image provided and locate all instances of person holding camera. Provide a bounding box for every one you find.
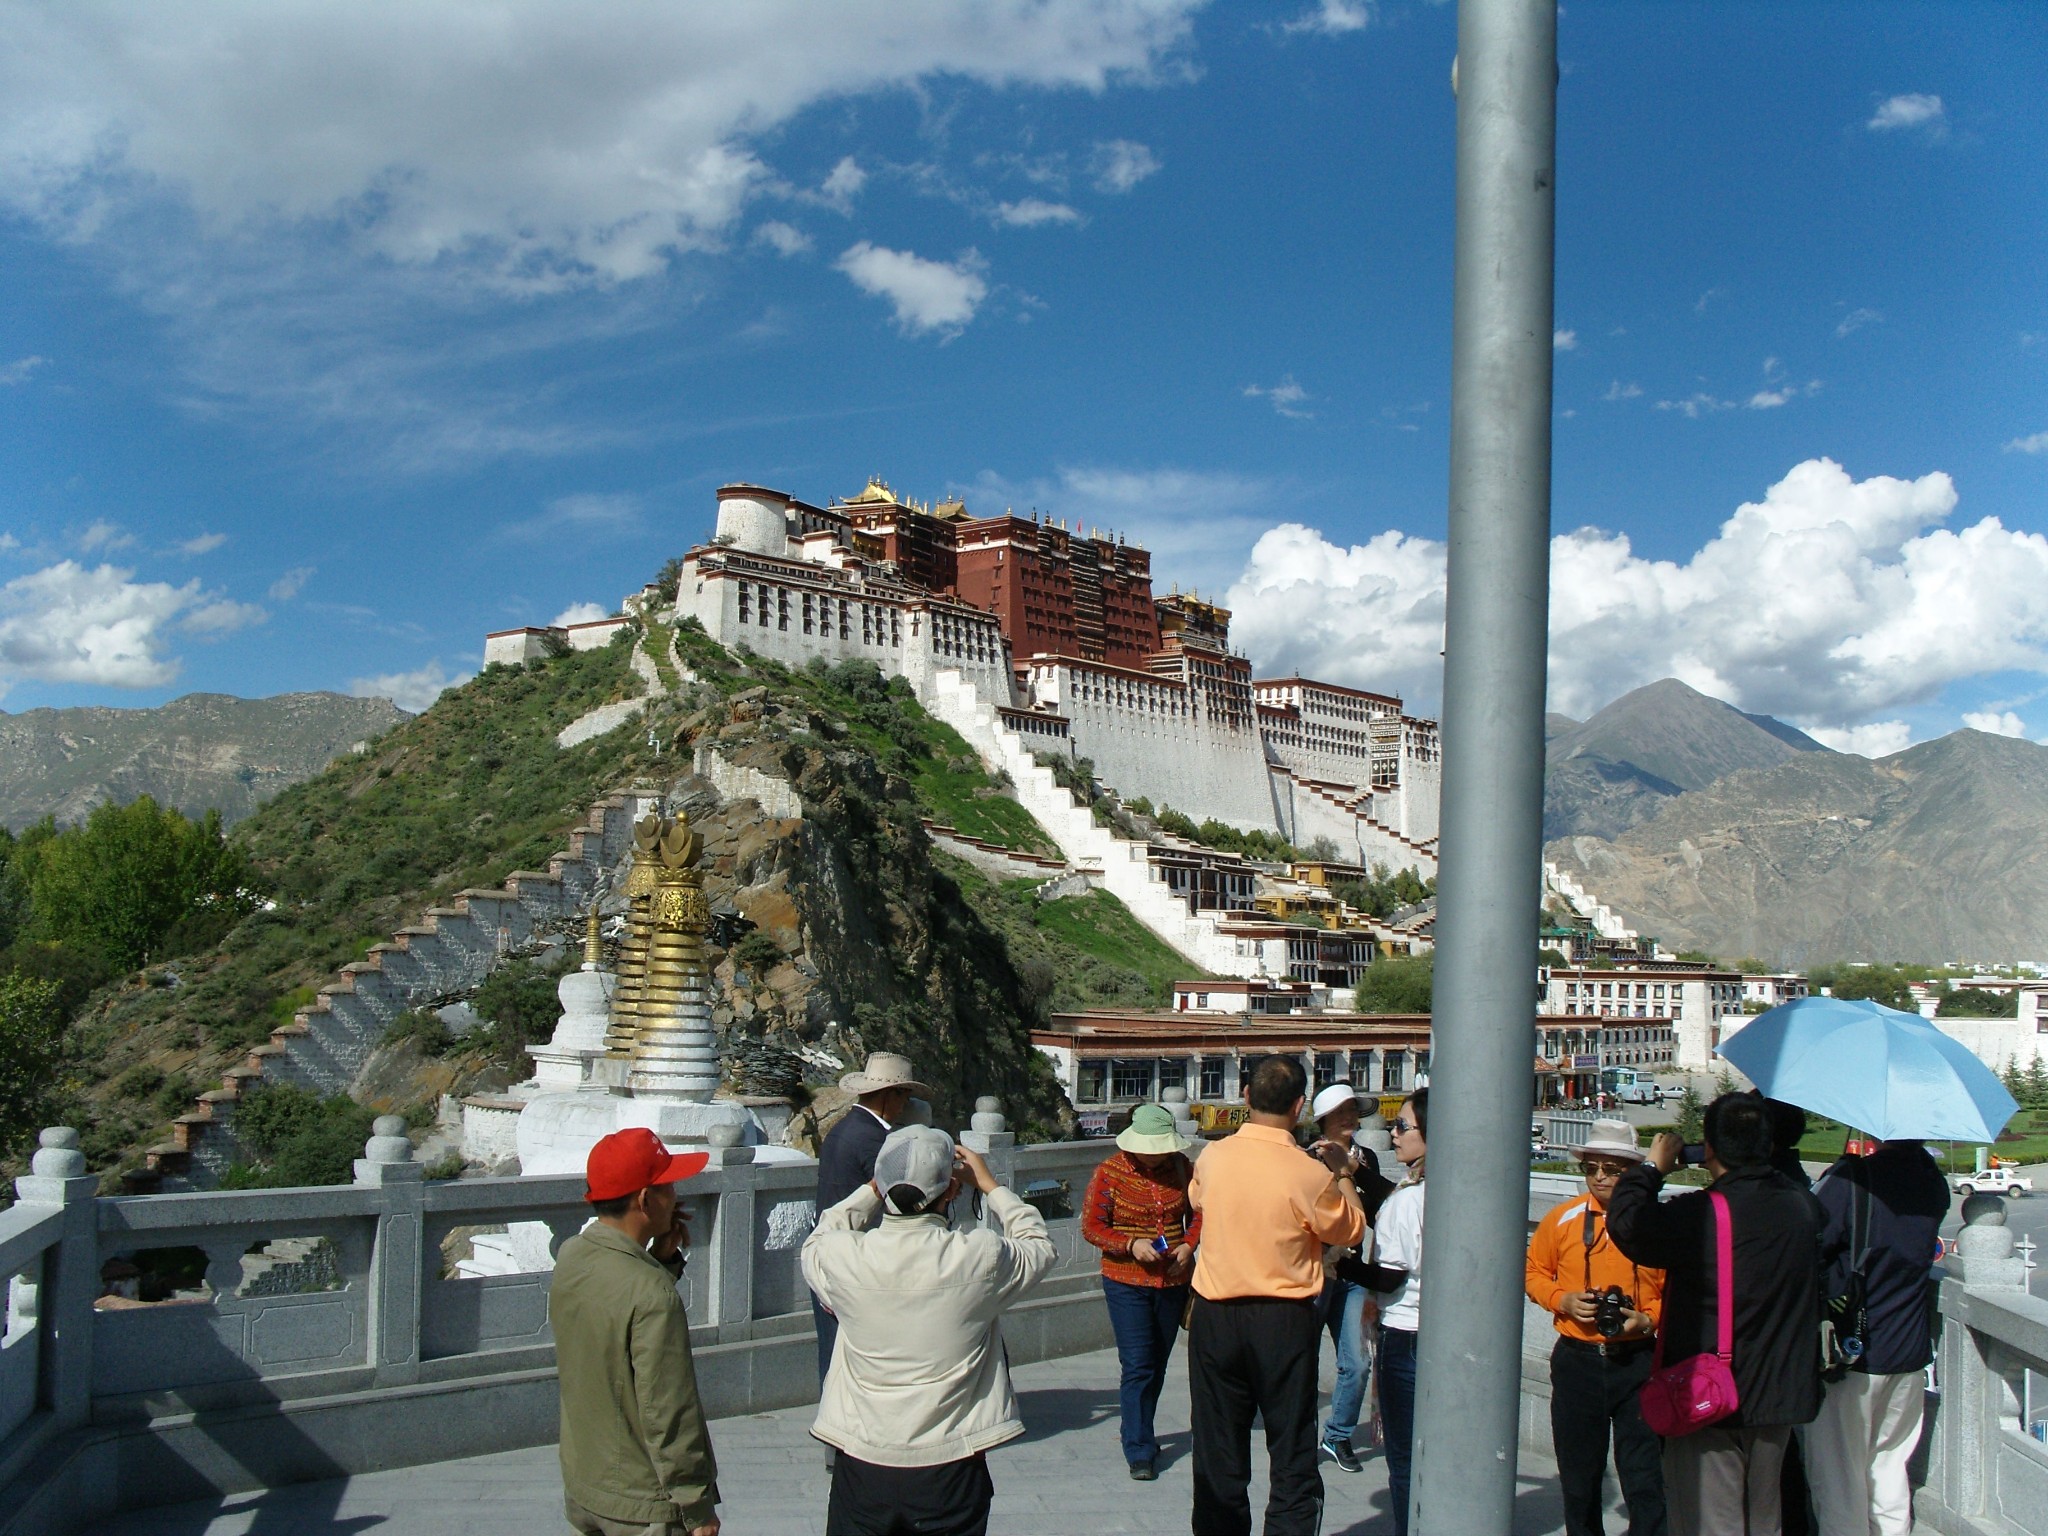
[802,1124,1056,1536]
[1305,1084,1397,1475]
[1525,1118,1668,1536]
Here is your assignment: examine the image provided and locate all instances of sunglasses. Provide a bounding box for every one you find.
[1391,1117,1419,1136]
[1578,1159,1632,1177]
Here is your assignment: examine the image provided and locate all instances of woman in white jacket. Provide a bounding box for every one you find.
[801,1124,1057,1536]
[1371,1088,1427,1536]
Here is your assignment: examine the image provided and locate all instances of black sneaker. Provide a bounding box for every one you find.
[1128,1460,1158,1481]
[1320,1439,1363,1474]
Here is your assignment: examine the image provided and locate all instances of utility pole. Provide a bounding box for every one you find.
[1409,0,1557,1532]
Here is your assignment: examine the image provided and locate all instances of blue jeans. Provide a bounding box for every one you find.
[1378,1325,1418,1536]
[1102,1276,1187,1466]
[1320,1278,1369,1448]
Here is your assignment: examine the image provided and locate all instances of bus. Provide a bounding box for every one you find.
[1601,1067,1665,1106]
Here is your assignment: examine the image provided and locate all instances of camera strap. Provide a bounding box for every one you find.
[1583,1203,1642,1308]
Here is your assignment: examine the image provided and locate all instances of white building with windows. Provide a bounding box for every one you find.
[1540,966,1747,1071]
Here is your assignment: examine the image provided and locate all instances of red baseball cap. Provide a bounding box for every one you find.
[585,1128,711,1202]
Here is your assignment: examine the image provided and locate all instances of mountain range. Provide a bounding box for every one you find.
[1543,682,2048,966]
[0,692,406,831]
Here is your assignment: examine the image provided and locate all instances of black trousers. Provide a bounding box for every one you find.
[1188,1294,1324,1536]
[825,1451,993,1536]
[1549,1338,1667,1536]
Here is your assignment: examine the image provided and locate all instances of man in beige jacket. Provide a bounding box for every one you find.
[802,1124,1057,1536]
[551,1127,720,1536]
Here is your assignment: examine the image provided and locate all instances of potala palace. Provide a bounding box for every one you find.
[488,477,1441,876]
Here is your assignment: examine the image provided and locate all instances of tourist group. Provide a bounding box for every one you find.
[546,1049,1946,1536]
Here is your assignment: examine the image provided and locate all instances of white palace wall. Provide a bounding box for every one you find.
[1024,660,1275,833]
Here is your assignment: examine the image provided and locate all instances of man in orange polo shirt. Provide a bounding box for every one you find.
[1526,1118,1667,1536]
[1187,1054,1366,1536]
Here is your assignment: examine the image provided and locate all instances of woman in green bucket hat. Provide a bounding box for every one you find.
[1080,1104,1202,1480]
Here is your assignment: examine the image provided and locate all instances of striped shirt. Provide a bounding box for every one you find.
[1080,1151,1203,1288]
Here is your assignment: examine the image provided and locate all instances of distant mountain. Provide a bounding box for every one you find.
[1546,729,2048,967]
[1544,712,1580,742]
[0,692,407,831]
[1545,678,1829,839]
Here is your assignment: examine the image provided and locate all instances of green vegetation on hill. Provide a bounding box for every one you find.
[953,864,1197,1012]
[1356,953,1434,1014]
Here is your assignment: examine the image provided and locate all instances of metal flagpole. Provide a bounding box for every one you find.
[1408,0,1558,1531]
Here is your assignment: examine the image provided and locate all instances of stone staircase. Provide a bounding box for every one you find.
[921,670,1266,980]
[146,789,656,1188]
[1286,771,1439,877]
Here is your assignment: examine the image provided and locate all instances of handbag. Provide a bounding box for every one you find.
[1821,1173,1872,1381]
[1640,1190,1741,1437]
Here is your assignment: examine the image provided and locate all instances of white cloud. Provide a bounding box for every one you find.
[1836,307,1882,337]
[1243,377,1313,420]
[817,156,867,213]
[77,519,134,553]
[179,531,228,555]
[1223,458,2048,740]
[1867,93,1946,135]
[1806,721,1914,758]
[835,242,988,337]
[1087,139,1161,194]
[1962,710,2028,739]
[0,355,45,386]
[1552,329,1577,352]
[552,601,611,626]
[2005,431,2048,455]
[348,659,470,714]
[1284,0,1374,35]
[0,559,256,692]
[0,534,18,552]
[1656,392,1734,418]
[753,220,811,257]
[995,197,1083,227]
[0,4,1199,291]
[268,565,314,600]
[181,597,267,634]
[1603,380,1642,402]
[503,491,644,540]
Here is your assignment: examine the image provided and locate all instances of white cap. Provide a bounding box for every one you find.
[874,1125,957,1214]
[1312,1084,1361,1124]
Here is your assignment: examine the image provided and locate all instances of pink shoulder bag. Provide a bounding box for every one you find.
[1639,1190,1740,1437]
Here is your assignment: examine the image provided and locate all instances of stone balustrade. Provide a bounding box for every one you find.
[8,1144,2045,1534]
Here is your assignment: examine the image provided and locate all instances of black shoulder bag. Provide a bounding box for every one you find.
[1821,1174,1872,1382]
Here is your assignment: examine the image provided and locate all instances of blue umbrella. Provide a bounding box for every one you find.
[1714,995,2020,1144]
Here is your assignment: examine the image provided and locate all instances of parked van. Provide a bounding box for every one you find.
[1602,1067,1662,1106]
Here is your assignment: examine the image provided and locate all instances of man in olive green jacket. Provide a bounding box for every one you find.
[551,1128,721,1536]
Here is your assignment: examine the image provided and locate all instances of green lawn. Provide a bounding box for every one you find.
[1796,1109,2048,1173]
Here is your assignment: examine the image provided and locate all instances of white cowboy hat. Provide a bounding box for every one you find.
[1581,1118,1646,1162]
[840,1051,931,1098]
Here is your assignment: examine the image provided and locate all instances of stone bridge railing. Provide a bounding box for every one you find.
[0,1122,1121,1536]
[8,1139,2040,1536]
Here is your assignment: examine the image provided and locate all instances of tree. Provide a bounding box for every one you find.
[19,797,255,970]
[0,971,65,1161]
[1356,954,1433,1015]
[1673,949,1719,966]
[1827,964,1916,1012]
[1675,1086,1705,1144]
[1938,986,2018,1018]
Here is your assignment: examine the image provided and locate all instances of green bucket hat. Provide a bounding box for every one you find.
[1116,1103,1192,1156]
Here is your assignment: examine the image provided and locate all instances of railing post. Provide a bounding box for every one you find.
[14,1128,100,1429]
[355,1115,424,1386]
[703,1129,758,1339]
[960,1099,1017,1231]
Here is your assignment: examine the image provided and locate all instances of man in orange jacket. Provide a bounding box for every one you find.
[1526,1119,1668,1536]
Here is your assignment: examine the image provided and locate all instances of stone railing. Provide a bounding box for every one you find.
[0,1115,1120,1536]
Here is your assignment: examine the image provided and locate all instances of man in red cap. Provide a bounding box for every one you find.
[551,1127,721,1536]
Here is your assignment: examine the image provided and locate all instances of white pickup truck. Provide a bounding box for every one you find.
[1954,1165,2032,1197]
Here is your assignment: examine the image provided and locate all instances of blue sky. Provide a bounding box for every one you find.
[0,1,2042,753]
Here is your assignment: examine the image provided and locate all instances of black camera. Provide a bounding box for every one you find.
[1594,1285,1629,1339]
[1679,1142,1708,1168]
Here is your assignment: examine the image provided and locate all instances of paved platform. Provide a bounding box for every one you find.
[84,1347,1610,1535]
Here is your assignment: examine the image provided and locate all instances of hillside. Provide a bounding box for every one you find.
[0,691,406,831]
[1545,678,1828,839]
[37,621,1195,1183]
[1547,728,2048,966]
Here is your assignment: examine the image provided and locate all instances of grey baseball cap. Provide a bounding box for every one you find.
[874,1125,957,1214]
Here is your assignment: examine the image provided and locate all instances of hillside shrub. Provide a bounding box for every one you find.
[1937,986,2018,1018]
[1356,954,1434,1015]
[221,1082,378,1188]
[0,972,64,1162]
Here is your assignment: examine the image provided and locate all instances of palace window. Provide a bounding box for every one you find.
[777,590,789,631]
[1078,1061,1108,1103]
[1314,1052,1341,1091]
[1110,1059,1155,1102]
[802,594,814,634]
[1200,1056,1227,1099]
[1383,1053,1405,1092]
[1158,1059,1186,1095]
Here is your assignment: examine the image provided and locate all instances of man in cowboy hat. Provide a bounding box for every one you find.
[812,1051,931,1381]
[1526,1117,1666,1536]
[551,1127,720,1536]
